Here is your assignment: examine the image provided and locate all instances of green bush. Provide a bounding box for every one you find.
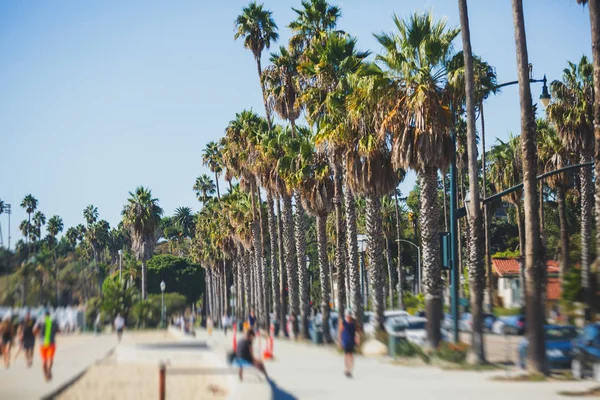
[493,307,522,316]
[146,254,203,304]
[131,299,160,328]
[491,250,520,259]
[433,341,469,364]
[404,292,425,311]
[101,276,138,323]
[148,292,187,318]
[394,340,430,363]
[85,297,103,328]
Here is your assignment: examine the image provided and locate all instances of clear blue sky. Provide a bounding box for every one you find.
[0,0,592,245]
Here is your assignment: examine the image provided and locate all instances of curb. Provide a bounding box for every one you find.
[41,347,116,400]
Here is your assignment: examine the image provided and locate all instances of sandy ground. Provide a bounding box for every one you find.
[57,331,229,400]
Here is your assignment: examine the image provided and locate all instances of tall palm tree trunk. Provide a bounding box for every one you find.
[249,187,263,326]
[365,193,386,331]
[586,0,600,292]
[480,102,494,310]
[385,238,394,310]
[245,251,253,315]
[294,192,310,339]
[316,213,332,343]
[459,0,487,362]
[255,186,268,328]
[580,150,593,320]
[394,190,405,309]
[512,0,548,374]
[420,167,443,347]
[282,193,299,335]
[515,203,526,303]
[344,166,363,330]
[557,185,569,284]
[277,197,288,336]
[333,161,347,314]
[267,193,280,330]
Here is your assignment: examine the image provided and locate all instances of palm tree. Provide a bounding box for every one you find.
[262,46,301,136]
[447,51,498,310]
[65,226,79,250]
[376,11,458,347]
[174,206,194,238]
[46,215,64,305]
[537,120,572,283]
[299,31,368,325]
[457,0,486,363]
[84,205,99,227]
[489,135,526,296]
[288,0,342,50]
[345,65,401,331]
[234,1,279,127]
[576,1,600,287]
[511,0,548,374]
[296,138,335,342]
[193,174,216,205]
[32,211,46,245]
[202,141,224,199]
[20,194,38,247]
[547,56,594,318]
[122,186,163,299]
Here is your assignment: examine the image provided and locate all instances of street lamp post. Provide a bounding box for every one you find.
[357,235,368,310]
[230,284,235,321]
[396,239,421,294]
[118,249,123,282]
[160,280,166,329]
[448,73,550,343]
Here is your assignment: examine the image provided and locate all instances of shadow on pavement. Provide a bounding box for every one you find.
[268,379,297,400]
[135,341,209,350]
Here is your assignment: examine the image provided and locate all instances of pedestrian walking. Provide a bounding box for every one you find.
[207,316,213,336]
[338,310,360,378]
[222,314,229,336]
[16,310,36,367]
[34,310,59,381]
[248,309,256,332]
[234,329,268,381]
[114,313,125,343]
[1,313,15,368]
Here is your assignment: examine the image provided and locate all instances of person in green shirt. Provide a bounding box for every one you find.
[34,310,59,381]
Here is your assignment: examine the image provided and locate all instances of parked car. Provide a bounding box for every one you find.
[493,315,525,335]
[364,310,410,337]
[385,316,448,346]
[518,325,577,370]
[457,313,497,333]
[572,323,600,380]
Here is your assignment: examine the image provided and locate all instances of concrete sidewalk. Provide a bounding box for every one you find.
[202,327,599,400]
[0,333,116,400]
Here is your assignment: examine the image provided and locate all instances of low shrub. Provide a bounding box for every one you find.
[394,340,430,363]
[493,307,522,316]
[433,341,469,364]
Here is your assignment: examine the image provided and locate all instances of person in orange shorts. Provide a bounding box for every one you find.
[34,310,59,381]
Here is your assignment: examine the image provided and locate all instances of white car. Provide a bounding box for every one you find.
[385,316,448,346]
[364,310,411,337]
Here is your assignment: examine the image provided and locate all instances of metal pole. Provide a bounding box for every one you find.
[161,291,165,329]
[450,101,460,344]
[159,362,166,400]
[417,246,422,294]
[119,253,122,282]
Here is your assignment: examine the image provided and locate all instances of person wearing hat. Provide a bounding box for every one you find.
[338,309,360,378]
[1,313,15,368]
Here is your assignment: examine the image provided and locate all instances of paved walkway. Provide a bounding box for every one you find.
[198,327,599,400]
[0,333,116,400]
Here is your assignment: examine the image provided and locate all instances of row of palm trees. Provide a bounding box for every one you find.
[191,0,600,374]
[195,0,485,359]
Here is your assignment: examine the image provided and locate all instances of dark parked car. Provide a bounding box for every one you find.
[518,325,577,370]
[572,323,600,380]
